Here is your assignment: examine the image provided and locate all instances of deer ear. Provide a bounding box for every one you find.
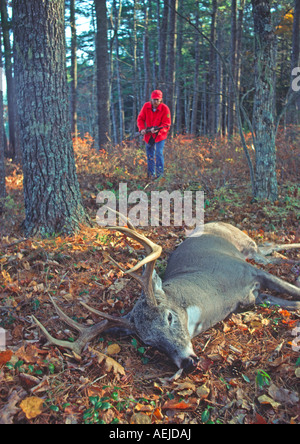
[152,269,163,292]
[151,270,167,304]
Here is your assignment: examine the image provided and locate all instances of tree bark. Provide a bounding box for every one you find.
[158,0,168,91]
[95,0,110,149]
[251,0,278,201]
[13,0,88,236]
[70,0,78,141]
[191,0,200,136]
[166,0,178,125]
[0,28,5,211]
[290,0,300,122]
[228,0,237,137]
[208,0,217,135]
[143,4,151,100]
[0,0,19,161]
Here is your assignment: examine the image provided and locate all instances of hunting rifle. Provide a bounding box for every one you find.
[124,126,170,141]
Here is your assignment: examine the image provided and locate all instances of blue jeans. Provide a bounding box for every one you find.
[146,139,165,178]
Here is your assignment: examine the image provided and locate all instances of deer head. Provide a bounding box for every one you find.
[33,218,198,370]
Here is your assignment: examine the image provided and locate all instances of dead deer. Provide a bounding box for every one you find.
[33,220,300,371]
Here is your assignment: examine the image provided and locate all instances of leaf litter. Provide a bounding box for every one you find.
[0,134,299,424]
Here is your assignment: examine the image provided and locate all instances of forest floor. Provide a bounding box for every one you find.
[0,128,299,424]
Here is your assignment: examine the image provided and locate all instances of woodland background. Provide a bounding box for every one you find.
[0,0,299,425]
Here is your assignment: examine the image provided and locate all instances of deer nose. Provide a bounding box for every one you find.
[181,355,199,372]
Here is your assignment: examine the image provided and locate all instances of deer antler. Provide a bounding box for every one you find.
[33,213,161,353]
[107,223,162,307]
[33,297,134,355]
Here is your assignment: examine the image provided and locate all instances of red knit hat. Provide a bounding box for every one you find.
[151,90,163,100]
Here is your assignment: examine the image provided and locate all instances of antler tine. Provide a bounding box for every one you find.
[107,224,162,307]
[33,297,133,355]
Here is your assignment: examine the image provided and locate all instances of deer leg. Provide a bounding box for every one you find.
[257,294,300,310]
[255,243,300,265]
[256,270,300,310]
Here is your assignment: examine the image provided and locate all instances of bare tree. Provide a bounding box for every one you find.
[95,0,111,148]
[0,29,5,211]
[70,0,78,141]
[251,0,278,201]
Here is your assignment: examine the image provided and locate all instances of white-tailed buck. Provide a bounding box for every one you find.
[34,220,300,370]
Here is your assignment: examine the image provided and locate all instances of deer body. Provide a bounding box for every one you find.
[34,220,300,371]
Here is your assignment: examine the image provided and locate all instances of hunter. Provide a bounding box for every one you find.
[137,90,171,179]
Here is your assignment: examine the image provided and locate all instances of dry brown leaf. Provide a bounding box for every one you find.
[174,381,196,397]
[196,384,210,400]
[91,348,125,377]
[135,403,154,412]
[106,343,121,356]
[258,395,281,410]
[153,407,164,420]
[131,412,152,424]
[174,381,196,392]
[268,384,299,406]
[0,389,27,424]
[0,350,13,366]
[20,396,44,420]
[162,397,199,411]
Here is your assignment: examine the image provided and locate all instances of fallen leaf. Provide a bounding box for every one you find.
[91,348,125,378]
[102,409,115,424]
[254,413,268,425]
[196,384,210,400]
[131,412,152,424]
[268,384,299,406]
[153,407,164,420]
[20,396,44,420]
[135,403,154,412]
[174,381,196,396]
[174,381,196,392]
[0,389,27,424]
[162,397,199,411]
[19,373,41,390]
[0,350,13,366]
[106,343,121,356]
[15,344,43,364]
[258,395,281,410]
[108,279,129,294]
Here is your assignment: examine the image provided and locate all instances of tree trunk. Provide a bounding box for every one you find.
[227,0,237,137]
[13,0,88,236]
[251,0,278,201]
[290,0,300,122]
[292,0,300,73]
[191,0,200,136]
[158,0,168,91]
[95,0,110,149]
[0,29,5,211]
[132,0,138,134]
[208,0,217,135]
[215,16,224,135]
[112,0,124,142]
[0,0,18,161]
[70,0,78,141]
[166,0,178,126]
[176,7,184,134]
[143,4,151,100]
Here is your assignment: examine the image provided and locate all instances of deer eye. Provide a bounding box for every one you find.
[167,312,173,325]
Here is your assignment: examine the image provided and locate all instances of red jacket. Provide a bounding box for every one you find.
[137,102,171,143]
